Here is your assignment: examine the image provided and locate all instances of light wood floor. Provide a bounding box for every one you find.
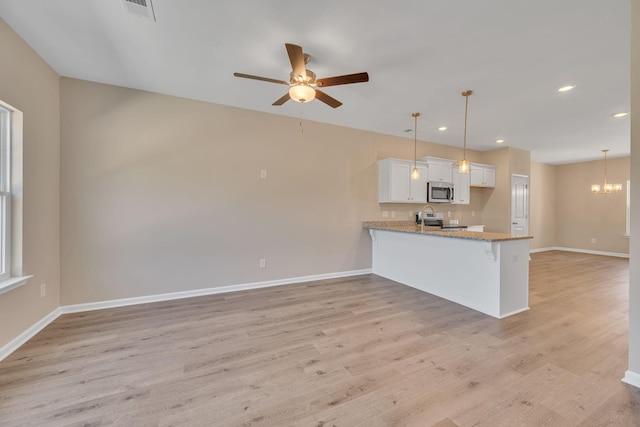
[1,251,638,426]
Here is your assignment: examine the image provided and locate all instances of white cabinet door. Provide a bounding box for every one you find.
[389,162,411,202]
[451,167,470,205]
[427,162,453,183]
[470,164,496,188]
[410,164,428,203]
[470,165,484,186]
[378,159,428,203]
[483,167,496,187]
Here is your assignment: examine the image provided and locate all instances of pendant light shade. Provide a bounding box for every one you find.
[459,159,470,174]
[411,112,421,180]
[459,90,473,174]
[591,149,622,194]
[411,166,420,180]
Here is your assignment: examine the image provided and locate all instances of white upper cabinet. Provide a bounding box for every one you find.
[421,157,454,183]
[470,163,496,188]
[451,166,470,205]
[378,158,428,203]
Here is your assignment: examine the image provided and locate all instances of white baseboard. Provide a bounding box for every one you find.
[622,370,640,388]
[0,307,62,362]
[498,307,530,319]
[529,247,556,253]
[60,268,372,314]
[0,268,372,361]
[530,247,629,258]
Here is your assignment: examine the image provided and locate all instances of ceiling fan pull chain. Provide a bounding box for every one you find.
[299,103,304,134]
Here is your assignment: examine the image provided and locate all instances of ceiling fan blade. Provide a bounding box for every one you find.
[315,90,343,108]
[272,92,291,106]
[233,72,289,85]
[316,72,369,87]
[285,43,307,81]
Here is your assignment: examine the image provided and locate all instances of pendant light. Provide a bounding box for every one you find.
[591,149,622,194]
[459,90,473,174]
[411,112,421,180]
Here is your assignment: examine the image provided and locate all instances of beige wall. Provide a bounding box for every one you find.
[530,162,557,250]
[60,78,508,305]
[529,157,630,254]
[0,18,60,347]
[481,147,531,233]
[555,157,629,254]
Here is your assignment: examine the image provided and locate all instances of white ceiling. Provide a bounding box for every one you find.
[0,0,630,164]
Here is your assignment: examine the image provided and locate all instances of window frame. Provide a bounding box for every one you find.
[0,105,11,281]
[0,99,32,295]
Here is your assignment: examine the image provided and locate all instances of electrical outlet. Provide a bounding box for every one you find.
[391,211,395,218]
[472,211,475,217]
[40,283,46,298]
[447,211,451,218]
[382,211,389,218]
[259,259,266,268]
[591,238,596,244]
[260,169,267,179]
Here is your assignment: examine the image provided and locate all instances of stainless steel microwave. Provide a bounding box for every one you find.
[427,181,454,203]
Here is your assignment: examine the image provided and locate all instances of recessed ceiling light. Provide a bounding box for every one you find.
[612,112,629,118]
[438,126,447,131]
[558,84,576,92]
[496,139,505,144]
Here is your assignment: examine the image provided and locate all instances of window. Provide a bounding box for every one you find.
[0,100,31,294]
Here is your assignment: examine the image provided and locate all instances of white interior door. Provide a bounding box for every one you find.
[511,174,529,235]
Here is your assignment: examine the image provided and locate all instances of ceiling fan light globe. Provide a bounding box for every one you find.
[289,84,316,103]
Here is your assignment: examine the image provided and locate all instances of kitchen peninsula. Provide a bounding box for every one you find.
[363,221,533,319]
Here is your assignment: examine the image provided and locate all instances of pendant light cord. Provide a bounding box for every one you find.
[462,90,473,160]
[414,113,418,169]
[463,93,469,160]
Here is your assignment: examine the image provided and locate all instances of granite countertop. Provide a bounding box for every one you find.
[363,220,533,242]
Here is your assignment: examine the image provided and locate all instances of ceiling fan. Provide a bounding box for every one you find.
[234,43,369,108]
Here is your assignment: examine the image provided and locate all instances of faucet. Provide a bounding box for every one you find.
[420,205,437,232]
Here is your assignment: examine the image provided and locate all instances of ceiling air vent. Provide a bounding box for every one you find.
[122,0,156,21]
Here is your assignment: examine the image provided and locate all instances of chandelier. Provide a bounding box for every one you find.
[591,149,622,194]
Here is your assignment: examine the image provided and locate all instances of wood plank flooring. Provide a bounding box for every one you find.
[1,251,639,426]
